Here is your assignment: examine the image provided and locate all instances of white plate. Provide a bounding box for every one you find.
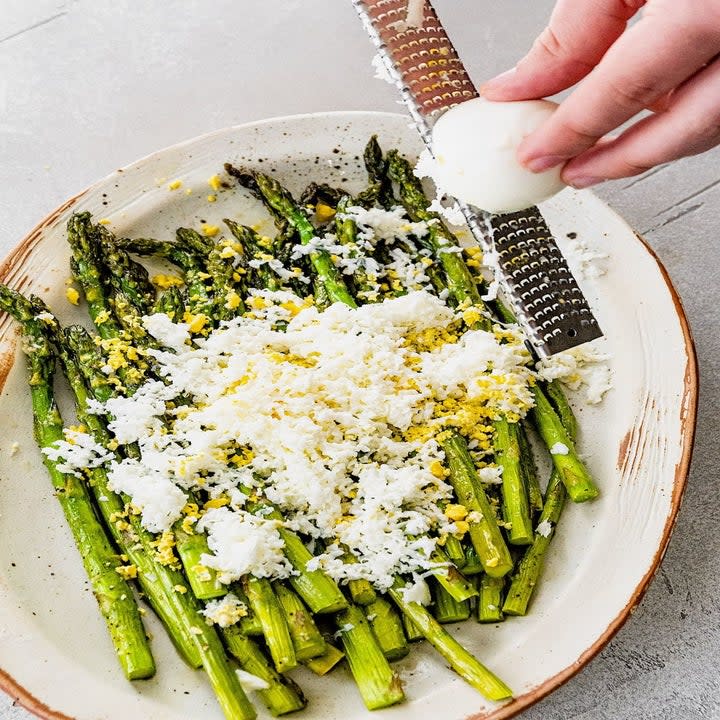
[0,112,697,720]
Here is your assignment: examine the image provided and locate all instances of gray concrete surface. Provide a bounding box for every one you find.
[0,1,718,718]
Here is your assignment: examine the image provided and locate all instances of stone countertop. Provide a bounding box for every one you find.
[0,1,717,718]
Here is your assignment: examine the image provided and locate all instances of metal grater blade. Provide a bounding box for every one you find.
[352,0,603,356]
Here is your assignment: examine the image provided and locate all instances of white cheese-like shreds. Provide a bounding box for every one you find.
[398,576,431,606]
[536,520,553,538]
[142,313,190,352]
[478,466,503,484]
[536,345,612,404]
[42,430,113,477]
[339,205,429,245]
[427,198,466,227]
[235,669,270,692]
[198,508,292,583]
[201,592,247,628]
[106,458,187,533]
[371,53,396,85]
[549,442,569,455]
[564,235,608,280]
[84,290,536,589]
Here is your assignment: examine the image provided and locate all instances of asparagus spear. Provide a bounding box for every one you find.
[442,435,513,578]
[303,643,346,676]
[389,579,512,701]
[244,577,297,673]
[402,614,424,643]
[494,420,533,545]
[274,583,326,662]
[433,581,471,624]
[335,604,405,710]
[0,286,155,680]
[356,135,396,209]
[545,379,579,445]
[222,625,307,716]
[503,470,567,616]
[341,550,378,606]
[364,597,409,661]
[519,421,543,515]
[531,386,599,502]
[477,575,505,624]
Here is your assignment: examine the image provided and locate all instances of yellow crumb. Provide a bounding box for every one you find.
[115,564,138,580]
[168,179,183,191]
[98,218,111,226]
[453,520,470,536]
[445,504,468,521]
[152,274,184,289]
[208,174,222,191]
[207,194,217,203]
[315,203,336,222]
[201,224,220,237]
[429,460,446,478]
[225,290,241,311]
[65,287,80,306]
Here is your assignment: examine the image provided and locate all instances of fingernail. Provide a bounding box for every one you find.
[523,155,567,173]
[566,175,603,189]
[480,67,516,95]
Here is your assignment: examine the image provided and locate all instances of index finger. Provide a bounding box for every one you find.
[481,0,643,101]
[518,4,720,169]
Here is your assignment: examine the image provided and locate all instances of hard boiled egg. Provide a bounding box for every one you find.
[430,98,565,214]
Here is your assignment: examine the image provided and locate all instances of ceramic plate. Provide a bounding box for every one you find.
[0,112,697,720]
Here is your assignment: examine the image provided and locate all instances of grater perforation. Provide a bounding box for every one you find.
[352,0,603,356]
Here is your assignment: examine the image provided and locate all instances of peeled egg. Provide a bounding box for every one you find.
[430,98,566,214]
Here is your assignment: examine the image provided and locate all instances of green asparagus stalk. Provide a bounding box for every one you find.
[461,542,484,575]
[243,577,297,673]
[341,550,378,605]
[545,380,579,443]
[442,532,467,569]
[0,287,155,680]
[518,422,543,514]
[153,286,186,319]
[430,547,478,602]
[222,625,307,716]
[442,435,513,578]
[303,643,345,675]
[274,583,326,662]
[389,579,512,701]
[433,581,471,624]
[356,135,396,209]
[364,597,409,661]
[96,223,156,313]
[477,575,505,624]
[494,419,533,545]
[503,470,567,616]
[530,386,599,502]
[232,587,264,637]
[335,604,405,710]
[385,150,490,318]
[402,614,425,643]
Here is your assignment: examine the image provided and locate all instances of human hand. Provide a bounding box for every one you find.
[481,0,720,188]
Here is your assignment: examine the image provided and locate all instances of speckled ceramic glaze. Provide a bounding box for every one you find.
[0,112,697,720]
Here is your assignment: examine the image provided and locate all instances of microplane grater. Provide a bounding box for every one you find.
[351,0,603,356]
